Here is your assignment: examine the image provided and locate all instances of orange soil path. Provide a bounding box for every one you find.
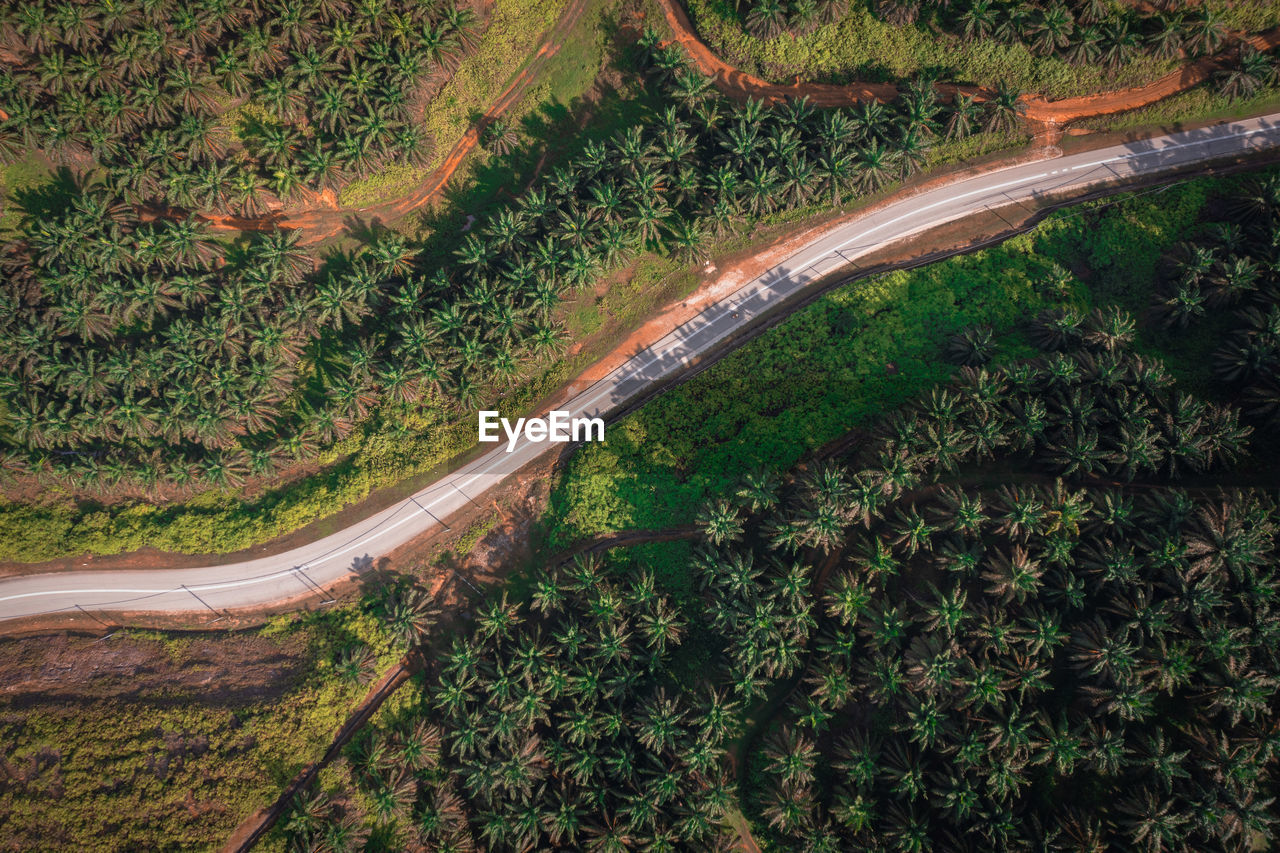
[654,0,1280,124]
[1021,28,1280,122]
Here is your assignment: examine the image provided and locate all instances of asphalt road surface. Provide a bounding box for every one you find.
[3,115,1279,623]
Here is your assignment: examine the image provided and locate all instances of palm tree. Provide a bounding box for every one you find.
[763,726,818,787]
[1147,13,1186,61]
[855,139,899,192]
[1119,790,1190,851]
[761,778,815,834]
[945,324,995,366]
[666,216,707,263]
[984,83,1023,135]
[981,545,1044,604]
[736,466,781,512]
[1030,4,1075,56]
[1217,45,1277,100]
[945,94,982,140]
[745,0,788,39]
[381,582,440,647]
[1082,306,1136,352]
[960,0,998,40]
[1185,7,1227,57]
[482,119,520,155]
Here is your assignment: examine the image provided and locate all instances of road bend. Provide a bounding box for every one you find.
[2,115,1279,622]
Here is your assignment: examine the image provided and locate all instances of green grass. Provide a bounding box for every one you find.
[408,0,641,235]
[1073,84,1280,134]
[340,0,587,207]
[337,162,434,208]
[681,0,1179,97]
[0,603,404,853]
[538,168,1247,558]
[420,0,569,162]
[0,153,53,236]
[1221,2,1280,32]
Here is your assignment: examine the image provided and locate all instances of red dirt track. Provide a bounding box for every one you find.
[653,0,1280,124]
[1021,28,1280,122]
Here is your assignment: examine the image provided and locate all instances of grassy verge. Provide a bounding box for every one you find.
[338,0,587,207]
[0,154,54,237]
[336,162,435,209]
[0,604,405,853]
[681,0,1177,97]
[1073,85,1280,134]
[538,167,1258,565]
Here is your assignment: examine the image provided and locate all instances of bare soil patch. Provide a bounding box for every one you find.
[0,630,311,708]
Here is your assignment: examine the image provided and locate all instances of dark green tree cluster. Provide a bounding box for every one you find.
[0,0,478,211]
[732,0,848,40]
[749,479,1280,851]
[1155,175,1280,431]
[288,557,740,851]
[695,545,816,700]
[872,0,1235,70]
[0,38,1009,494]
[0,183,561,492]
[687,313,1270,850]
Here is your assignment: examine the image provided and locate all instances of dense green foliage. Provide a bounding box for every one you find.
[868,0,1230,69]
[287,558,739,850]
[1152,174,1280,432]
[749,482,1280,849]
[0,39,998,494]
[685,0,1280,99]
[715,329,1270,849]
[0,199,560,491]
[731,0,847,40]
[0,0,479,209]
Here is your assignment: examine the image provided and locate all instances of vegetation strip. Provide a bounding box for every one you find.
[654,0,1280,124]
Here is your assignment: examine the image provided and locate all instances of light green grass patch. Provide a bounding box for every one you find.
[0,154,53,235]
[1074,85,1280,134]
[420,0,569,171]
[541,171,1246,549]
[338,162,434,207]
[683,0,1176,97]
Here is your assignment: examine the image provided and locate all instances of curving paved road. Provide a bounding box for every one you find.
[3,115,1280,623]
